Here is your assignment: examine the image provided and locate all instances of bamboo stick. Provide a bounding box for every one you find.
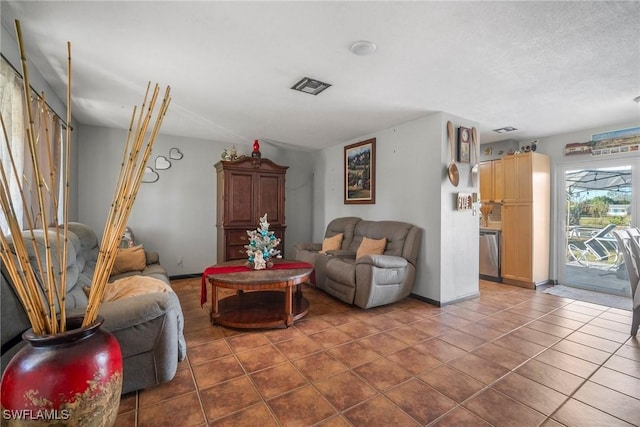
[0,112,52,334]
[58,41,72,331]
[83,84,171,326]
[0,171,48,334]
[39,93,66,320]
[16,21,58,333]
[3,20,171,334]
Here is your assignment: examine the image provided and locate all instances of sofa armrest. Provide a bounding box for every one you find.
[355,254,408,268]
[67,291,185,358]
[86,292,186,393]
[293,242,322,252]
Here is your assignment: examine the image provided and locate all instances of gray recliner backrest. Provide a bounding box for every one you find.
[324,217,361,250]
[349,220,422,266]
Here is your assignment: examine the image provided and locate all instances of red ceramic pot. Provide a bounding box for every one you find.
[1,316,122,426]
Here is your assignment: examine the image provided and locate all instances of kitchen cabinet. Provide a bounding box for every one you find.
[503,153,534,202]
[215,157,288,262]
[501,152,550,288]
[479,159,504,202]
[502,203,533,283]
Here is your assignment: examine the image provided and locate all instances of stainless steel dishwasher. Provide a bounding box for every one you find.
[479,229,501,281]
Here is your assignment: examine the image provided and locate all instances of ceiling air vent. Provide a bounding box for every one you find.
[291,77,331,95]
[493,126,517,134]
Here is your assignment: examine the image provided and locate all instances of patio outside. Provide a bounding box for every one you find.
[564,166,633,296]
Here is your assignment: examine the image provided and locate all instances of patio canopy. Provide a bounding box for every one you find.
[566,168,632,195]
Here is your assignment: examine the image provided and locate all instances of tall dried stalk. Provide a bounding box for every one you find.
[83,85,170,326]
[0,19,170,335]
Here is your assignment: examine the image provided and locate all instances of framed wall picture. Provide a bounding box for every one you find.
[458,126,471,163]
[344,138,376,204]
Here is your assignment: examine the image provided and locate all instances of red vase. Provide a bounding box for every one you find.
[1,316,122,426]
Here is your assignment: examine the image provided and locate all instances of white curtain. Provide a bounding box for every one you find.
[0,58,64,234]
[0,59,26,233]
[22,96,62,229]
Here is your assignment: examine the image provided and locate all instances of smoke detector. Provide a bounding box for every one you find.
[350,40,377,56]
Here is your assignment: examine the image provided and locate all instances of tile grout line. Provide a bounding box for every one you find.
[427,295,635,426]
[547,303,636,424]
[543,335,631,425]
[135,279,635,426]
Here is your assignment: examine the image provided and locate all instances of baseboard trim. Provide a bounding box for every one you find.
[479,274,502,283]
[170,273,201,280]
[409,291,481,307]
[409,293,441,307]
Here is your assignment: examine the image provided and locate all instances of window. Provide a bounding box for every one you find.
[0,57,64,234]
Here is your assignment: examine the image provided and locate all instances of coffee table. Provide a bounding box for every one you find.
[206,260,313,328]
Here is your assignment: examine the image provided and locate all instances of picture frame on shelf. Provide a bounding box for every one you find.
[344,138,376,204]
[458,126,471,163]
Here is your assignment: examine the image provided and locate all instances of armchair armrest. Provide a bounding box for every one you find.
[355,254,408,268]
[293,242,322,252]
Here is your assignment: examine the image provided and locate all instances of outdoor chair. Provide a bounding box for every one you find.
[568,223,619,267]
[612,229,640,336]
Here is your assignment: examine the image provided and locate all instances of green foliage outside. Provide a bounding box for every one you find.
[566,191,631,265]
[567,192,631,227]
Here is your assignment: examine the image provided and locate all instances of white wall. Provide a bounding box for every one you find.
[76,125,314,276]
[312,112,480,304]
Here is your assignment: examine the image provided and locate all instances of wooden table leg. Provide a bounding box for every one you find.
[285,285,293,326]
[210,280,219,324]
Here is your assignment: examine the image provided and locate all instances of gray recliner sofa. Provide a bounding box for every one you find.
[1,222,186,394]
[294,217,422,309]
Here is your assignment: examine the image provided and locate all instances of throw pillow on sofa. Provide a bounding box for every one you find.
[111,245,146,275]
[356,237,387,259]
[320,233,343,254]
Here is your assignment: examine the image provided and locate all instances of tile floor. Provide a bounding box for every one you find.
[115,279,640,427]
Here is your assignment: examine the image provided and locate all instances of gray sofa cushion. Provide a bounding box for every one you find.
[67,222,99,263]
[326,258,356,286]
[6,230,82,303]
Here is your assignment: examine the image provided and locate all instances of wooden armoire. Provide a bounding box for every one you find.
[215,157,288,263]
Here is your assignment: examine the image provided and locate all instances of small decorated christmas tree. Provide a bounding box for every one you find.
[245,214,281,269]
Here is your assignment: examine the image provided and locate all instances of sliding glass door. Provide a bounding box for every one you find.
[557,159,637,295]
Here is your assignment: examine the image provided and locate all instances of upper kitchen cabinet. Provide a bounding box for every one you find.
[502,153,550,202]
[479,159,504,203]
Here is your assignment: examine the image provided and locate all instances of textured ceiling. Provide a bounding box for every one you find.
[2,1,639,150]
